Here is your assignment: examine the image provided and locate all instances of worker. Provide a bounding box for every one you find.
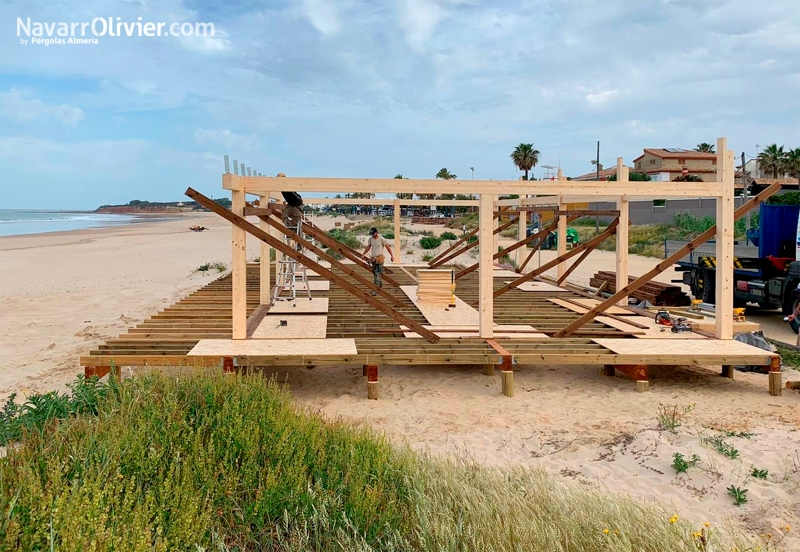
[362,227,395,295]
[281,191,304,230]
[787,284,800,346]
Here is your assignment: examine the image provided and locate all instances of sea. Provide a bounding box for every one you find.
[0,209,138,237]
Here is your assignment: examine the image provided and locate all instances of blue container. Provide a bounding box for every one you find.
[758,203,800,258]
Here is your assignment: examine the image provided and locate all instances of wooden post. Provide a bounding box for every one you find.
[636,380,650,393]
[270,191,283,287]
[769,357,782,396]
[394,198,401,265]
[231,176,247,339]
[366,364,379,400]
[557,195,567,279]
[616,159,629,306]
[493,207,499,257]
[516,199,527,268]
[716,138,735,339]
[721,365,734,378]
[258,193,271,304]
[501,370,514,397]
[603,365,615,376]
[479,193,495,338]
[483,364,495,376]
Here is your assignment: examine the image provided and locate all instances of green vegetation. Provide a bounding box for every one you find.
[510,143,540,181]
[671,453,700,474]
[448,212,479,231]
[703,435,740,459]
[500,223,519,237]
[195,261,227,273]
[656,404,694,433]
[419,236,443,249]
[772,342,800,369]
[351,218,394,235]
[421,251,437,262]
[324,229,361,259]
[767,191,800,205]
[727,486,748,506]
[750,467,769,480]
[2,373,761,551]
[607,172,651,181]
[440,231,458,241]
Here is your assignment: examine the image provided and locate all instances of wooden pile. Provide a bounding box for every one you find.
[589,271,691,306]
[417,269,454,303]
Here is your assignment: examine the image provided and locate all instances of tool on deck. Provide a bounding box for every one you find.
[654,309,692,333]
[733,308,746,322]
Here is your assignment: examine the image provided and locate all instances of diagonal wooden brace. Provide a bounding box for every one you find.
[553,182,783,337]
[186,187,439,343]
[258,212,405,308]
[429,217,517,269]
[494,219,620,299]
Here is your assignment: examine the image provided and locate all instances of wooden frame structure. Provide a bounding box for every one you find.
[80,137,785,397]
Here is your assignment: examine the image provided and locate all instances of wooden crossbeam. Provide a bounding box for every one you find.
[186,187,439,343]
[494,220,620,299]
[258,212,405,308]
[553,182,783,337]
[429,216,517,269]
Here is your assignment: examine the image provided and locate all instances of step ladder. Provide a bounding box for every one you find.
[272,219,312,305]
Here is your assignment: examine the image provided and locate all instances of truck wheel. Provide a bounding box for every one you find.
[692,268,715,303]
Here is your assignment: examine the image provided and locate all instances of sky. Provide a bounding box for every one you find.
[0,0,798,210]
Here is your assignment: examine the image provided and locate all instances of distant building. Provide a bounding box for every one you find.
[632,148,717,181]
[571,166,626,181]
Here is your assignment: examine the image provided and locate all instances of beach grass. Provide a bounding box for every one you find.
[0,374,768,551]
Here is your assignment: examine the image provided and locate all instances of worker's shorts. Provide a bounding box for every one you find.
[282,206,304,229]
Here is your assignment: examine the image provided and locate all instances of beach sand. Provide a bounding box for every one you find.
[1,214,798,548]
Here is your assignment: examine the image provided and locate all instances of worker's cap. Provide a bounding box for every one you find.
[370,227,378,235]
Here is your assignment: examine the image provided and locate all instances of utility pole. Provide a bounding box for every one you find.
[596,141,600,181]
[742,151,750,245]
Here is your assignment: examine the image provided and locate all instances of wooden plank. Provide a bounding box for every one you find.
[258,194,271,304]
[252,315,328,339]
[294,281,331,291]
[185,187,440,343]
[594,338,776,363]
[400,285,478,326]
[516,205,527,267]
[246,304,271,337]
[479,193,494,338]
[716,139,735,339]
[402,325,547,339]
[616,162,630,306]
[188,338,358,356]
[510,281,565,293]
[554,181,782,337]
[557,201,567,279]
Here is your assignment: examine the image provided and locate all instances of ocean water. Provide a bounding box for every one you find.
[0,209,137,237]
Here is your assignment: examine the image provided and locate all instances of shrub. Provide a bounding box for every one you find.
[419,236,443,249]
[440,231,458,241]
[421,251,437,262]
[324,229,361,259]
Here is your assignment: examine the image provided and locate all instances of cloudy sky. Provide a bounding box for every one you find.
[0,0,798,209]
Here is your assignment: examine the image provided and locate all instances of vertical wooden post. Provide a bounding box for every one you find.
[768,356,782,396]
[483,364,495,375]
[258,193,271,304]
[516,198,527,268]
[616,159,630,306]
[493,206,499,257]
[603,365,615,376]
[721,365,734,378]
[501,370,514,397]
[479,193,495,338]
[394,198,401,265]
[231,176,247,339]
[557,195,567,279]
[366,364,379,400]
[715,137,734,339]
[270,190,283,287]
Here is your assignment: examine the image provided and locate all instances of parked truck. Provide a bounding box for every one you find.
[670,203,800,315]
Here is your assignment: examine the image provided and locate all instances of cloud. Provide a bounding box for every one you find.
[0,89,85,125]
[193,128,258,152]
[397,0,447,52]
[585,90,619,105]
[300,0,342,37]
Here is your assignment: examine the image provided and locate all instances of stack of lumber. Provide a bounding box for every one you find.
[589,271,691,306]
[416,269,454,303]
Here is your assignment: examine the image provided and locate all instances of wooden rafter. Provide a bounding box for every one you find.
[186,188,440,343]
[494,220,620,299]
[556,247,594,286]
[553,182,783,337]
[257,211,405,308]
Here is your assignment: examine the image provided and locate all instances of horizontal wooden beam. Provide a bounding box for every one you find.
[225,175,725,198]
[301,197,479,206]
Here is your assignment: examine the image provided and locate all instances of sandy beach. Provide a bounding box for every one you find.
[1,215,799,548]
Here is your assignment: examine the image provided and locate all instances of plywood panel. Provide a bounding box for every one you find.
[269,297,329,314]
[188,338,357,357]
[511,281,566,293]
[401,285,478,326]
[493,269,521,277]
[594,338,772,358]
[251,315,327,338]
[295,280,331,291]
[563,298,631,315]
[402,324,548,338]
[548,298,705,339]
[417,269,454,303]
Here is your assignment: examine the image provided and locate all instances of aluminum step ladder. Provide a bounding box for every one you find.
[271,219,312,305]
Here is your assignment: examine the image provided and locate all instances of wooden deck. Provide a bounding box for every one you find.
[80,264,781,395]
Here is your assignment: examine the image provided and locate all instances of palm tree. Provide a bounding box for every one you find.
[759,144,786,178]
[435,168,457,180]
[785,147,800,186]
[694,143,715,153]
[510,143,540,180]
